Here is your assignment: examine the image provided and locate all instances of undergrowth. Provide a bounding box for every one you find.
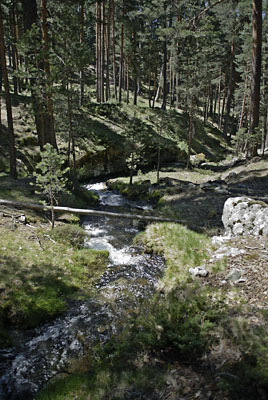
[36,286,224,400]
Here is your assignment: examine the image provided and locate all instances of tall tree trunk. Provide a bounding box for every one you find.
[126,58,129,104]
[220,73,227,129]
[161,41,167,110]
[155,65,163,104]
[175,72,179,109]
[79,0,85,106]
[112,0,117,99]
[217,69,222,126]
[101,0,105,102]
[105,0,111,101]
[249,0,262,157]
[223,39,235,141]
[118,21,124,103]
[21,0,46,150]
[10,5,19,97]
[96,1,101,102]
[0,5,17,179]
[0,65,2,135]
[40,0,57,149]
[239,64,249,130]
[67,81,77,190]
[186,99,193,170]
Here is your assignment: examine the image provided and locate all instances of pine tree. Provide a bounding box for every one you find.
[33,144,69,229]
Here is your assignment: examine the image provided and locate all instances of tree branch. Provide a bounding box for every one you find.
[191,0,228,26]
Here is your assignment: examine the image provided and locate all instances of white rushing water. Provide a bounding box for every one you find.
[84,181,145,265]
[0,181,163,400]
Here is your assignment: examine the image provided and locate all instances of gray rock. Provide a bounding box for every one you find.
[189,266,209,277]
[225,268,242,282]
[222,197,268,236]
[214,186,230,195]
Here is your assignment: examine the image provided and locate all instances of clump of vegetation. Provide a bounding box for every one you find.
[33,143,70,228]
[50,224,87,248]
[135,222,211,290]
[107,179,161,203]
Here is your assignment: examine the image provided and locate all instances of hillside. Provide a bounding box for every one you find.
[0,96,229,181]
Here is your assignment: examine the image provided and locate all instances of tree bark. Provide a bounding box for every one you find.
[40,0,57,149]
[21,0,46,150]
[223,39,235,141]
[0,4,17,179]
[118,21,124,103]
[161,40,167,110]
[112,0,117,99]
[79,0,85,106]
[67,80,77,190]
[101,0,105,102]
[10,4,19,97]
[96,1,101,102]
[105,0,111,101]
[239,64,249,130]
[249,0,262,157]
[186,100,193,169]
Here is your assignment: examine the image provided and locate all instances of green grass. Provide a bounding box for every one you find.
[136,222,211,291]
[0,219,109,333]
[36,374,90,400]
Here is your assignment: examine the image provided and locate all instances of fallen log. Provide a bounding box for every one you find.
[0,199,181,224]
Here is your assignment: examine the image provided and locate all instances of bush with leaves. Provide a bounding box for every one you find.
[33,144,69,228]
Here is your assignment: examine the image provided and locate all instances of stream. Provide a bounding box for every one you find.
[0,182,164,400]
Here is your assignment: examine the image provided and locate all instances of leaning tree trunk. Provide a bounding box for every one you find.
[0,4,17,179]
[249,0,262,157]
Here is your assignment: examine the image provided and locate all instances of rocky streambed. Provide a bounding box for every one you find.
[0,183,164,400]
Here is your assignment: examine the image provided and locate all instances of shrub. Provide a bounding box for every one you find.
[50,224,87,248]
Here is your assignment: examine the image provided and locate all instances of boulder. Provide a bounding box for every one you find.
[222,197,268,236]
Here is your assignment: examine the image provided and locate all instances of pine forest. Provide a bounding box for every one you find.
[1,1,268,399]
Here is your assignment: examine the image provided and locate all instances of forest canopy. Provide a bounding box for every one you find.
[0,0,266,180]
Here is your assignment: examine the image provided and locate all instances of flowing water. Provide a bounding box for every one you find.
[0,182,164,400]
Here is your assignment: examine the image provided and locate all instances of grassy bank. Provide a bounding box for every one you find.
[36,218,268,400]
[0,177,108,347]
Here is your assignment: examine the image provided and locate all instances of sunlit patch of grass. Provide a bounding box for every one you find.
[0,221,109,334]
[36,374,90,400]
[136,222,211,291]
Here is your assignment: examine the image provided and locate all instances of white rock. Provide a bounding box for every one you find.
[225,268,242,282]
[189,266,209,277]
[222,197,268,236]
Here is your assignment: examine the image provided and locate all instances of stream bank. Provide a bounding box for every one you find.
[0,182,165,400]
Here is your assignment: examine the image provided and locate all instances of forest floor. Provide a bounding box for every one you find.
[153,157,268,399]
[107,155,268,400]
